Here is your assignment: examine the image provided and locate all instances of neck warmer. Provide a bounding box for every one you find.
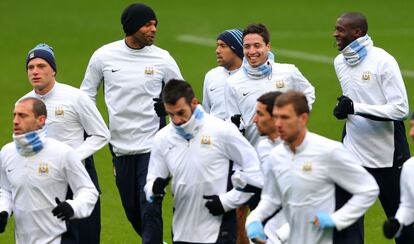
[341,35,373,66]
[13,127,46,156]
[172,105,204,141]
[242,51,275,80]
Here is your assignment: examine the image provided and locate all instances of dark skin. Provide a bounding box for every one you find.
[125,20,157,49]
[333,14,366,51]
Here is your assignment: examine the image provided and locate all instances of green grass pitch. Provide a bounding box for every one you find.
[0,0,413,243]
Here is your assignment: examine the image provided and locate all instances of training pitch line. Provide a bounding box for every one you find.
[177,34,414,79]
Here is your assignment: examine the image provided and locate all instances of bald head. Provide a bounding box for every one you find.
[339,12,368,36]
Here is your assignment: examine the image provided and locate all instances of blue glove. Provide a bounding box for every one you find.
[314,212,336,229]
[246,221,267,241]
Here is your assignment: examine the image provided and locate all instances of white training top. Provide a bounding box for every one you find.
[22,82,110,160]
[334,46,409,168]
[247,131,378,244]
[255,137,289,244]
[145,112,262,243]
[80,40,183,156]
[202,66,239,120]
[224,63,315,146]
[0,138,98,244]
[396,157,414,225]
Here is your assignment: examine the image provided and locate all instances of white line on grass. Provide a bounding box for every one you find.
[177,34,414,78]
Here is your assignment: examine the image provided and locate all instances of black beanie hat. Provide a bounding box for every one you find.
[26,43,57,72]
[121,3,157,36]
[217,29,244,59]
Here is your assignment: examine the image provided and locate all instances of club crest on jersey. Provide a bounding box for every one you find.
[275,80,285,89]
[144,67,154,76]
[200,135,211,145]
[361,71,371,81]
[38,163,49,176]
[301,161,312,172]
[55,106,64,117]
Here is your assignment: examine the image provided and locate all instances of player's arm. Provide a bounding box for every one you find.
[64,148,99,219]
[395,161,414,226]
[0,155,12,216]
[291,66,315,110]
[202,75,211,113]
[75,93,110,160]
[144,132,170,202]
[326,145,379,230]
[80,52,104,103]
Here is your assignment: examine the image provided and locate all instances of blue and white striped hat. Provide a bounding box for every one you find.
[217,29,243,59]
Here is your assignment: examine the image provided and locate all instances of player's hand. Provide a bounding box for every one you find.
[0,211,9,233]
[313,212,336,229]
[230,114,242,128]
[150,177,170,203]
[52,197,74,221]
[246,220,267,243]
[333,95,354,119]
[153,98,167,117]
[203,195,225,216]
[383,217,403,239]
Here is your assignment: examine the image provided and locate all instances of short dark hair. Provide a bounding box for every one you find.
[340,12,368,35]
[162,79,195,105]
[18,97,47,118]
[243,23,270,44]
[274,91,309,115]
[257,91,282,115]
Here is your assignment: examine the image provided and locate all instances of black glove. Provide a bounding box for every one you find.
[151,177,170,203]
[0,211,8,233]
[333,95,354,120]
[153,98,167,117]
[52,197,74,221]
[203,195,225,216]
[230,114,242,128]
[230,114,245,134]
[383,217,402,239]
[153,177,170,195]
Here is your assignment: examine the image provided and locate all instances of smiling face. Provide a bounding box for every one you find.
[333,16,362,51]
[243,33,270,67]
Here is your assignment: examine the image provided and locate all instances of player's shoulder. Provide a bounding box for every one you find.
[0,142,15,156]
[403,157,414,169]
[334,53,344,65]
[304,132,343,154]
[19,90,37,102]
[368,46,397,63]
[205,66,225,78]
[273,62,296,70]
[45,138,72,149]
[226,68,245,84]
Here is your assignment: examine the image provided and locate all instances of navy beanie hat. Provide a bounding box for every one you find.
[26,43,57,72]
[217,29,244,59]
[121,3,157,36]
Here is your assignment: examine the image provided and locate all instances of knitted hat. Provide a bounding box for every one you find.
[217,29,244,59]
[26,43,57,72]
[121,3,157,36]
